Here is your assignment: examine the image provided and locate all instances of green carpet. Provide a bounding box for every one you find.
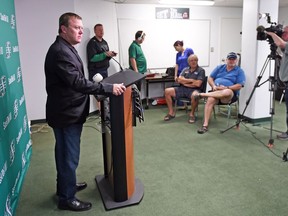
[16,102,288,216]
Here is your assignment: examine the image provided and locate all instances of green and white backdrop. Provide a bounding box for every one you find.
[0,0,32,215]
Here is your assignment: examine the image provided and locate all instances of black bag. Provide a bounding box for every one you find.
[166,67,175,77]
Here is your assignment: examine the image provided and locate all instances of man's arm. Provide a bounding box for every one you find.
[174,64,179,80]
[208,77,242,91]
[208,76,218,91]
[225,83,242,91]
[90,53,107,62]
[177,76,202,88]
[266,31,287,49]
[87,40,106,63]
[130,58,138,72]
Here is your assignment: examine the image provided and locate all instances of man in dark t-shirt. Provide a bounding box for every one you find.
[86,23,117,80]
[164,54,205,123]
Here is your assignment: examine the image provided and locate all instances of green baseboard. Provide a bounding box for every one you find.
[239,114,271,124]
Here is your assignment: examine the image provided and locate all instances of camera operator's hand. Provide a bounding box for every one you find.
[265,31,274,36]
[266,31,287,48]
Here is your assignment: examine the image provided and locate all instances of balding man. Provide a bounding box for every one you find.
[164,54,205,123]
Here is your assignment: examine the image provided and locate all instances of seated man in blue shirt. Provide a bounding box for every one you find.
[196,52,246,134]
[164,54,205,123]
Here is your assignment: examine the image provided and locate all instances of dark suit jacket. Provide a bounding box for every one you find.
[44,36,113,128]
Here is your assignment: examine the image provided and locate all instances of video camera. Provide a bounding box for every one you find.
[256,13,283,44]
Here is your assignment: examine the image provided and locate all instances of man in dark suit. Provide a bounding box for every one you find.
[44,12,126,212]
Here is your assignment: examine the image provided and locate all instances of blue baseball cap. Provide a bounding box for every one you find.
[227,52,237,59]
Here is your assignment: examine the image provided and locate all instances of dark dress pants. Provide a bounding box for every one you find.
[53,123,83,201]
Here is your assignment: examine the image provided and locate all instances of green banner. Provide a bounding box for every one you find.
[0,0,32,215]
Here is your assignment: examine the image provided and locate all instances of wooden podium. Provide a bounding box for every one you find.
[95,69,145,210]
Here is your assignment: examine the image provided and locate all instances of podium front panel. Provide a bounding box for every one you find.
[123,87,135,198]
[96,81,144,210]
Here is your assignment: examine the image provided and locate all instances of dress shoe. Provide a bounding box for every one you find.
[76,182,87,192]
[58,198,92,211]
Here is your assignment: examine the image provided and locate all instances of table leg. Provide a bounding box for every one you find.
[145,80,149,109]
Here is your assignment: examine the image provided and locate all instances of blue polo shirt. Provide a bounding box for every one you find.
[176,48,194,76]
[210,64,246,96]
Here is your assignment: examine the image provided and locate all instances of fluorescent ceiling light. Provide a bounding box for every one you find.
[158,0,215,6]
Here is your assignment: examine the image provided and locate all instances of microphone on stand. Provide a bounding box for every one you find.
[101,48,123,71]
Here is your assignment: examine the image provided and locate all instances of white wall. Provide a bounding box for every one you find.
[279,6,288,25]
[15,0,118,121]
[14,0,286,121]
[116,4,243,74]
[116,4,243,100]
[14,2,243,121]
[15,0,75,121]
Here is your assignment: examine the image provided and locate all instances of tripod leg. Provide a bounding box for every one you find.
[267,139,274,148]
[267,65,277,148]
[283,148,288,161]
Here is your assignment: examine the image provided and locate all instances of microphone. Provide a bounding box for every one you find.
[92,73,103,83]
[101,48,123,71]
[256,25,265,32]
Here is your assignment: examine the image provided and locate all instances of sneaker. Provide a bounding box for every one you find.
[277,132,288,140]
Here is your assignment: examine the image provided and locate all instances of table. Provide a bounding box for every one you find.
[144,75,175,109]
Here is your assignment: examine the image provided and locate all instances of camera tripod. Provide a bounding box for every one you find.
[221,48,281,148]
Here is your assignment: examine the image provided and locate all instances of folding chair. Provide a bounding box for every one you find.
[213,95,239,127]
[280,90,285,104]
